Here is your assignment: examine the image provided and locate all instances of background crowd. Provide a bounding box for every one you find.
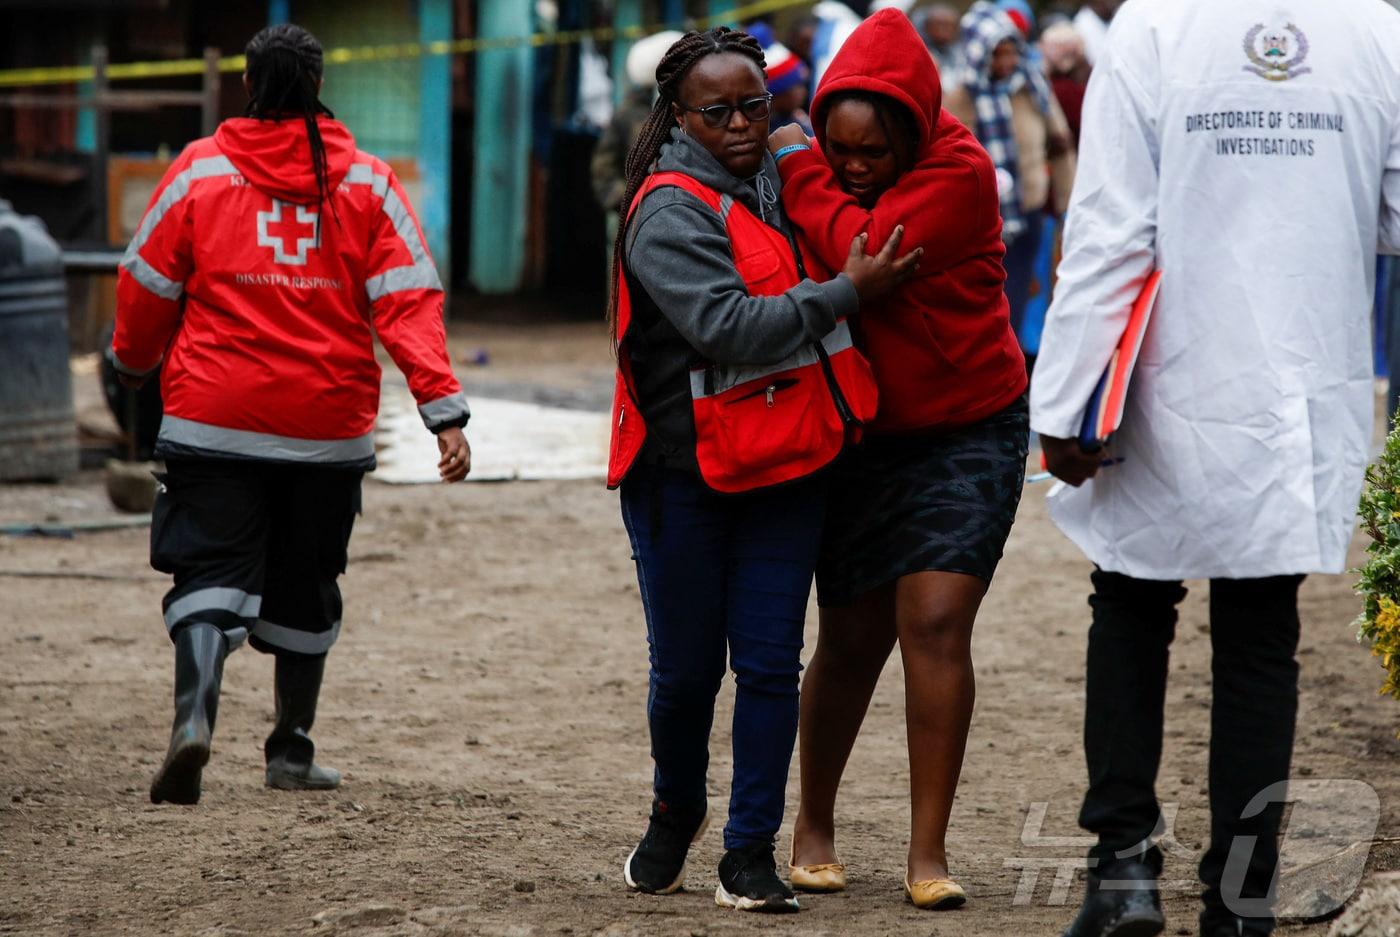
[590,0,1397,399]
[595,0,1104,375]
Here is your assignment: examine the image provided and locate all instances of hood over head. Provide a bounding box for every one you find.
[960,1,1023,79]
[214,115,356,205]
[810,8,941,157]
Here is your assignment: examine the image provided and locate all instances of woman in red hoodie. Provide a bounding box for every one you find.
[113,24,471,806]
[768,9,1028,910]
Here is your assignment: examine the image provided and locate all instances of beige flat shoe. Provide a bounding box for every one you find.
[789,843,846,893]
[904,876,967,910]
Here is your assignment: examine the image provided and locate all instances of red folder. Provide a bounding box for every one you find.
[1076,270,1162,451]
[1033,271,1161,480]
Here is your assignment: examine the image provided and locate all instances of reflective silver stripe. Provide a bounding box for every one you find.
[719,194,734,222]
[382,187,432,267]
[345,162,390,197]
[251,619,341,655]
[120,252,183,301]
[820,318,855,357]
[164,587,261,631]
[418,391,470,428]
[159,415,375,463]
[126,154,238,256]
[366,263,442,301]
[191,154,238,179]
[689,320,857,400]
[348,161,442,300]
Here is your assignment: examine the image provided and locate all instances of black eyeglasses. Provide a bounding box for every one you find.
[678,94,773,129]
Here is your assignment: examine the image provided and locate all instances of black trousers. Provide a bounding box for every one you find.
[1080,569,1303,932]
[151,458,362,657]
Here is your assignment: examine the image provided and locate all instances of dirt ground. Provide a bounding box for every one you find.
[2,321,1398,936]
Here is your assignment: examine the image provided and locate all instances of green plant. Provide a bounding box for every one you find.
[1356,425,1400,702]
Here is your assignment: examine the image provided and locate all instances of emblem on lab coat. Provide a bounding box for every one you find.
[1242,23,1312,82]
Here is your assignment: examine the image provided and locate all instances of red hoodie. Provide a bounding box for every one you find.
[112,116,467,468]
[778,9,1026,434]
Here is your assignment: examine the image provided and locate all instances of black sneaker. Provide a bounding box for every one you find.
[623,800,709,894]
[715,843,800,913]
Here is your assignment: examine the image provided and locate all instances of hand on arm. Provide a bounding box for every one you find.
[778,148,987,278]
[840,226,922,301]
[626,195,847,365]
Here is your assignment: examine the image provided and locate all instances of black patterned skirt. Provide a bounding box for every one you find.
[815,396,1029,607]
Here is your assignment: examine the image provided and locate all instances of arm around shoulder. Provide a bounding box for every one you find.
[625,190,843,366]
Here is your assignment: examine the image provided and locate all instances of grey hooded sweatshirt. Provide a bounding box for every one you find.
[623,128,859,472]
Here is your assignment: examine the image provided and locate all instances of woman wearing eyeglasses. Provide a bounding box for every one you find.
[767,10,1028,910]
[606,26,916,913]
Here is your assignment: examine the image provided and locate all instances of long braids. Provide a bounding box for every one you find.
[244,24,339,229]
[608,27,766,337]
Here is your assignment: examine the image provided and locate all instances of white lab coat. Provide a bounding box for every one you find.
[1029,0,1400,580]
[1072,7,1111,66]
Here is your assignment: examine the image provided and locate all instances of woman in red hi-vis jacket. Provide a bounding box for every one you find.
[113,24,471,806]
[768,9,1029,910]
[605,27,917,914]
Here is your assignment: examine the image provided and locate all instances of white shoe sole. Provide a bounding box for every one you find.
[623,806,710,894]
[715,883,800,913]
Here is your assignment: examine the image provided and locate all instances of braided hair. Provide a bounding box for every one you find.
[608,27,766,336]
[244,24,339,228]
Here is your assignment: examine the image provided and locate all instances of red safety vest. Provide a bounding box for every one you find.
[608,170,878,494]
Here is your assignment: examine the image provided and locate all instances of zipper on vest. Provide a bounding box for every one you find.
[725,377,799,405]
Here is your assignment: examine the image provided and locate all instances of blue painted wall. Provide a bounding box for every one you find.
[418,0,452,285]
[470,1,533,294]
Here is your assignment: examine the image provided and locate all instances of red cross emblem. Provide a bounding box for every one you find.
[256,198,320,265]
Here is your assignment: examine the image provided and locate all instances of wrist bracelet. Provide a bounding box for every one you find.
[773,143,811,163]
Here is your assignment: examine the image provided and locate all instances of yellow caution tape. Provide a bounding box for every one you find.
[0,0,813,89]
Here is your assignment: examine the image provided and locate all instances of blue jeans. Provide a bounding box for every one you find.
[620,463,825,850]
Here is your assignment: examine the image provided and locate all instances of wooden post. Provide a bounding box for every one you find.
[201,47,220,138]
[469,0,532,294]
[92,45,110,245]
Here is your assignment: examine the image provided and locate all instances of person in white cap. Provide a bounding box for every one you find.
[592,31,684,215]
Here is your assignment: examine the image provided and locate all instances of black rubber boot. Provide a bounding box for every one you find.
[264,652,341,791]
[150,622,227,805]
[1062,859,1165,937]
